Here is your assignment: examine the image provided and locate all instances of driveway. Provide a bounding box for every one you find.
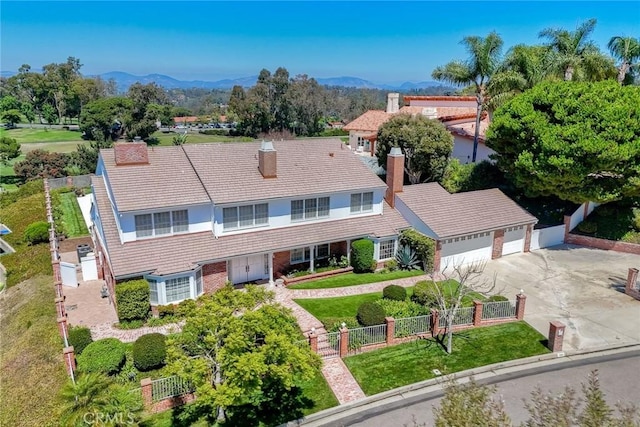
[479,245,640,352]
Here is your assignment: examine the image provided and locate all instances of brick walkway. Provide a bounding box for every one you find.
[90,321,183,342]
[322,358,366,403]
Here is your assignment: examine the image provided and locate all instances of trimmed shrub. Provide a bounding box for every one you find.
[351,239,375,273]
[77,338,126,375]
[487,295,509,302]
[356,301,386,326]
[132,333,167,371]
[376,299,429,318]
[577,220,597,234]
[382,285,407,301]
[68,326,93,355]
[327,317,360,333]
[385,259,398,271]
[411,280,440,308]
[23,221,49,245]
[115,279,150,322]
[399,229,435,272]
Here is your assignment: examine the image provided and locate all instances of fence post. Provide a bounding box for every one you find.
[308,331,318,353]
[547,321,566,353]
[515,293,527,320]
[63,346,76,375]
[430,309,439,337]
[625,268,639,300]
[339,326,349,358]
[385,317,395,345]
[473,300,483,326]
[55,296,66,318]
[141,378,153,410]
[57,316,68,338]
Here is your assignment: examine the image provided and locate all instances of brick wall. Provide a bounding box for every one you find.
[273,251,291,276]
[202,261,228,293]
[331,240,348,258]
[565,233,640,255]
[492,229,504,259]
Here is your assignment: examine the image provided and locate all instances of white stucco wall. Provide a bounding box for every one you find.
[393,197,438,239]
[120,203,213,242]
[451,136,495,164]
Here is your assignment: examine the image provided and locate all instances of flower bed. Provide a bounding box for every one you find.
[280,266,353,285]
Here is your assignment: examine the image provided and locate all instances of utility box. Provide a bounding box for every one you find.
[76,244,92,263]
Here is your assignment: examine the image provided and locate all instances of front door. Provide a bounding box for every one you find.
[230,255,266,284]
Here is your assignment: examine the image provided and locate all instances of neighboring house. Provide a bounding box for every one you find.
[343,94,493,163]
[385,147,538,271]
[91,139,409,306]
[173,116,199,125]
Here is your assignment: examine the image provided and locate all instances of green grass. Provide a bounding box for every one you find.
[0,275,68,427]
[150,131,255,146]
[53,191,89,237]
[288,269,424,290]
[344,321,550,396]
[21,140,89,154]
[0,154,24,192]
[0,127,83,143]
[295,291,386,328]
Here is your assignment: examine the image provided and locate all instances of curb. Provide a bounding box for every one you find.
[287,342,640,426]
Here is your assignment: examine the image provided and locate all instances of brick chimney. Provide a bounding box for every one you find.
[385,146,404,207]
[114,141,149,166]
[258,140,277,178]
[386,93,399,114]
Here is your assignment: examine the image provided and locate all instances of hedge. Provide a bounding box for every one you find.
[115,279,150,322]
[77,338,126,375]
[356,301,386,326]
[132,333,167,371]
[351,239,375,273]
[399,229,435,272]
[68,326,93,355]
[23,221,49,245]
[382,285,406,301]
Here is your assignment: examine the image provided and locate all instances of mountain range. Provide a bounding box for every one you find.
[1,70,443,92]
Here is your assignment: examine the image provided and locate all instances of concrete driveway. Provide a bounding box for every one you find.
[480,245,640,352]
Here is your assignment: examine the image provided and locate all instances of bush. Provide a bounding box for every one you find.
[441,159,505,193]
[385,259,398,271]
[327,317,360,333]
[351,239,375,273]
[356,301,386,326]
[411,280,440,308]
[132,333,167,371]
[632,208,640,231]
[115,279,150,322]
[77,338,126,375]
[68,326,93,355]
[399,229,435,272]
[382,285,407,301]
[577,220,597,234]
[199,129,229,136]
[376,299,429,318]
[23,221,49,245]
[487,295,509,302]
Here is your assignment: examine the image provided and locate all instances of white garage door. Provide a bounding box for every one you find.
[502,226,526,256]
[440,232,493,271]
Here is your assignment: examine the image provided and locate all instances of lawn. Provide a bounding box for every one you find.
[0,275,67,427]
[0,127,83,143]
[150,131,255,146]
[344,321,550,396]
[0,153,24,192]
[575,204,640,244]
[52,190,89,237]
[288,269,424,290]
[295,292,386,328]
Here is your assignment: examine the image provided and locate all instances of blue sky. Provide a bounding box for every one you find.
[1,1,638,83]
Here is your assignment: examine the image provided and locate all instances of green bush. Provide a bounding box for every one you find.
[376,299,429,318]
[77,338,126,375]
[632,208,640,231]
[23,221,49,245]
[577,220,597,234]
[399,229,435,272]
[132,333,167,371]
[351,239,375,273]
[487,295,509,302]
[68,326,93,355]
[385,259,398,271]
[441,159,505,193]
[327,317,360,333]
[356,301,386,326]
[382,285,407,301]
[115,279,150,322]
[411,280,440,308]
[199,129,229,136]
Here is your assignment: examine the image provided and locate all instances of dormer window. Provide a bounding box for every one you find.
[350,192,373,213]
[223,203,269,230]
[134,209,189,238]
[291,197,330,222]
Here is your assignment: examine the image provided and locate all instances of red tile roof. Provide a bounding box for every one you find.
[396,183,537,239]
[402,96,477,102]
[448,118,490,142]
[343,110,393,132]
[174,116,199,123]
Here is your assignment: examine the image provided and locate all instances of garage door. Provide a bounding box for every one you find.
[502,226,525,256]
[440,232,493,271]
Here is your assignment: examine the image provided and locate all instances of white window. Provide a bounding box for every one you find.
[379,239,395,259]
[224,204,269,230]
[223,207,239,230]
[291,247,311,264]
[154,212,171,235]
[195,269,203,296]
[136,210,190,237]
[350,192,374,213]
[291,197,330,221]
[172,210,189,233]
[148,279,159,304]
[291,200,304,221]
[135,214,153,238]
[305,198,317,219]
[165,276,191,303]
[318,197,330,217]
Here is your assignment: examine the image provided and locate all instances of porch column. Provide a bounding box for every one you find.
[268,252,274,285]
[309,246,315,273]
[346,239,351,263]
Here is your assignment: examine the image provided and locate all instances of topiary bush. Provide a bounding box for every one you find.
[356,301,386,326]
[23,221,49,245]
[132,333,167,371]
[411,280,440,308]
[382,284,407,301]
[68,326,93,355]
[351,239,375,273]
[115,279,150,322]
[77,338,126,375]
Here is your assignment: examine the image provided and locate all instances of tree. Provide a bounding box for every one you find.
[166,285,320,424]
[376,114,453,184]
[539,19,615,82]
[0,137,21,166]
[41,102,58,126]
[486,80,640,204]
[125,82,169,139]
[432,32,504,162]
[42,56,83,123]
[286,74,325,136]
[433,378,511,427]
[69,77,111,122]
[1,109,22,126]
[0,95,21,113]
[607,36,640,84]
[80,97,132,142]
[14,149,69,181]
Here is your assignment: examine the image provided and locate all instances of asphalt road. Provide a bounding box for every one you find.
[327,350,640,427]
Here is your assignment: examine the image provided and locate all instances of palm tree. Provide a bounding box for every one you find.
[432,31,504,163]
[60,373,112,426]
[539,18,615,81]
[608,36,640,84]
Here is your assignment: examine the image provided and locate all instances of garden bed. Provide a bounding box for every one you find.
[280,266,353,285]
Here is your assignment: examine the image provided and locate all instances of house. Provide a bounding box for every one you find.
[385,147,538,271]
[343,94,493,162]
[173,116,199,126]
[90,139,410,306]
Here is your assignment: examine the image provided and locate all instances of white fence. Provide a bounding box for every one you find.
[530,225,565,251]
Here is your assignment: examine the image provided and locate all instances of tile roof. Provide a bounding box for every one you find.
[396,183,537,239]
[182,139,386,204]
[93,177,409,277]
[402,96,477,102]
[447,118,490,142]
[343,110,393,132]
[398,106,478,121]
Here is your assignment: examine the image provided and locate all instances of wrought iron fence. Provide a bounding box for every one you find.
[348,324,387,354]
[151,376,194,402]
[481,300,516,320]
[438,306,474,328]
[318,331,341,358]
[394,315,431,338]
